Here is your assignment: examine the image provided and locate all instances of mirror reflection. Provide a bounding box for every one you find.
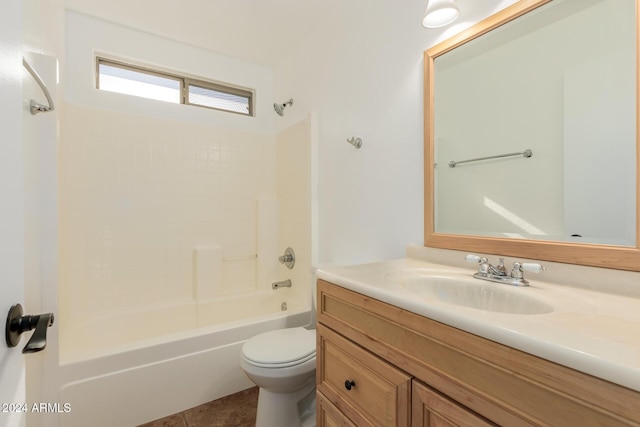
[433,0,636,246]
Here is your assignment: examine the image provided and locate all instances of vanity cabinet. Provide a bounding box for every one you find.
[316,280,640,427]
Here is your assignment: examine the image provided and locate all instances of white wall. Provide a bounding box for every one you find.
[274,0,519,264]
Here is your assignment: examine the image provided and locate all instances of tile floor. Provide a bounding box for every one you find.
[137,387,258,427]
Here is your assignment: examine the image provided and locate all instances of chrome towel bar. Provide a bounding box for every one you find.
[23,57,54,115]
[449,149,532,168]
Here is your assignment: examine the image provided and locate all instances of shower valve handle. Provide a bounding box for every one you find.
[278,247,295,269]
[279,254,293,263]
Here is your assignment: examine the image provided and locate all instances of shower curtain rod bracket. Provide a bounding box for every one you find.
[22,57,55,115]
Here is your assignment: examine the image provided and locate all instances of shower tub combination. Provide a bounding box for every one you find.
[58,290,310,427]
[56,109,316,426]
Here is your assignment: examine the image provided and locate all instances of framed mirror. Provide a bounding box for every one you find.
[424,0,640,271]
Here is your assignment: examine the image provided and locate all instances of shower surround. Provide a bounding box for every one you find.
[60,100,314,336]
[60,102,279,316]
[58,102,313,425]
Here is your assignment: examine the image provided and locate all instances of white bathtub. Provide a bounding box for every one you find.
[58,291,311,427]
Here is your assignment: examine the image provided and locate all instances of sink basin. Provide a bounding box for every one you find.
[396,274,554,315]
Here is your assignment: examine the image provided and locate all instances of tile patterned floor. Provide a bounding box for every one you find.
[137,387,258,427]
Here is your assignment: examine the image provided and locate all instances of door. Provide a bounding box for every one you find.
[1,1,28,427]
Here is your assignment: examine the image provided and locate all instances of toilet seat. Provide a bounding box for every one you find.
[242,327,316,368]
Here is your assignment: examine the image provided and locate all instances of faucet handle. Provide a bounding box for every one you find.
[465,254,482,264]
[511,262,545,282]
[466,254,492,275]
[521,263,545,273]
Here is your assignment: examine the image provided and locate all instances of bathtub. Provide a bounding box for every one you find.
[57,290,311,427]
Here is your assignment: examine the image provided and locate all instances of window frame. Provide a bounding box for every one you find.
[95,57,254,116]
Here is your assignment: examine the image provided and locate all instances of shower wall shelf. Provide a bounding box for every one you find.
[449,149,532,168]
[23,57,55,115]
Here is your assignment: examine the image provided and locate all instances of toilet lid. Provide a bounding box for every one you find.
[242,327,315,367]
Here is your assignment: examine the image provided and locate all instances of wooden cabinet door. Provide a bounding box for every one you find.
[317,391,358,427]
[412,380,496,427]
[317,324,411,426]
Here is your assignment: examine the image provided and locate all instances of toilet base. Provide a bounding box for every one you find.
[255,378,316,427]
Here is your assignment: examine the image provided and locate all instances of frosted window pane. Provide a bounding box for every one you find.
[188,84,250,115]
[98,63,180,104]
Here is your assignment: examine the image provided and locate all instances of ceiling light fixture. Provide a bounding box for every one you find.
[422,0,460,28]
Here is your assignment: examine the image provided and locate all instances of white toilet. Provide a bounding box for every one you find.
[240,326,317,427]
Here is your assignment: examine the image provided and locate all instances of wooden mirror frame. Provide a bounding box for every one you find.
[424,0,640,271]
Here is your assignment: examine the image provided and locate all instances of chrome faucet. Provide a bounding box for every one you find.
[476,256,507,277]
[466,255,545,287]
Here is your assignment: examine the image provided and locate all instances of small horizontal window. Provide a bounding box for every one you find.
[96,58,254,116]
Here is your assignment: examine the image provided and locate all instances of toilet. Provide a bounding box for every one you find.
[240,326,317,427]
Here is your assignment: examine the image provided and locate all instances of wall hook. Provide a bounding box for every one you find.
[347,137,362,149]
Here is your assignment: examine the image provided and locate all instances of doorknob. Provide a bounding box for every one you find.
[5,304,54,354]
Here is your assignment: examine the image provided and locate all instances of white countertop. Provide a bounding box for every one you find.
[315,257,640,392]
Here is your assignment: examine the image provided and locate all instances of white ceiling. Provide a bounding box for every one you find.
[59,0,507,69]
[61,0,343,68]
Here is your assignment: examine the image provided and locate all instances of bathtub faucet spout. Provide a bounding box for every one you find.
[272,279,292,290]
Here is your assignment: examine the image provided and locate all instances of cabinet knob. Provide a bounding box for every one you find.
[344,380,355,391]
